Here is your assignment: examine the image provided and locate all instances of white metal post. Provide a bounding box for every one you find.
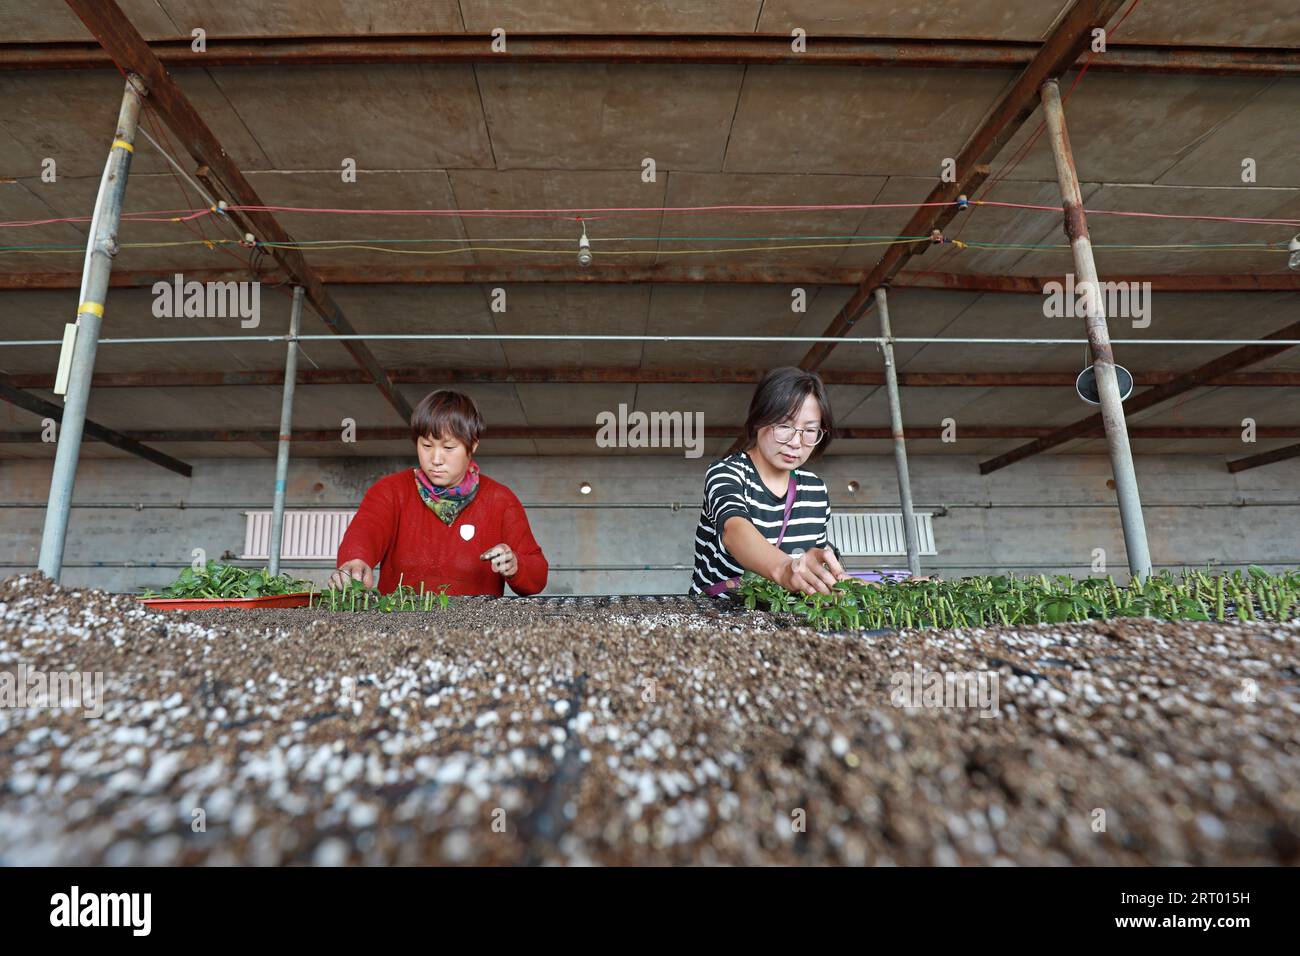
[875,286,922,576]
[268,286,304,576]
[39,74,146,581]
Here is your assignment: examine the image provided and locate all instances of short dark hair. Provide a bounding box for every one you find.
[740,367,834,458]
[410,390,485,447]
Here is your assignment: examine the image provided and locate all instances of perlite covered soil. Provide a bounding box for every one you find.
[1,573,1297,865]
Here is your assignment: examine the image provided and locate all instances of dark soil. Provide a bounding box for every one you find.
[2,573,1297,866]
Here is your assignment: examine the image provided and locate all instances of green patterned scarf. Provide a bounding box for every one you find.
[414,460,480,525]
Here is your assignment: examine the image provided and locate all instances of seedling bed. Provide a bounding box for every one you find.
[2,573,1297,866]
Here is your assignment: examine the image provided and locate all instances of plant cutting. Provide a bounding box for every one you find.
[314,578,452,613]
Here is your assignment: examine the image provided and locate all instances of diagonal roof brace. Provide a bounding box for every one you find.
[1227,442,1300,474]
[63,0,413,422]
[798,164,989,372]
[797,0,1128,372]
[0,377,191,476]
[979,314,1300,474]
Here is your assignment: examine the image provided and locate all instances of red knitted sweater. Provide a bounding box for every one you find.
[336,470,548,596]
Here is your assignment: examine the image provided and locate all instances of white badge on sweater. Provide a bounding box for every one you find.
[459,523,476,541]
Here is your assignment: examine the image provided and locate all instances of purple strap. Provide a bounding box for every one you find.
[705,473,796,597]
[847,570,913,584]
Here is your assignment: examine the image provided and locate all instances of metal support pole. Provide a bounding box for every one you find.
[1040,78,1153,581]
[268,286,304,576]
[38,74,145,581]
[874,286,922,576]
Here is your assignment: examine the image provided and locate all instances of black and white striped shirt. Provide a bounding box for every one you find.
[690,452,830,595]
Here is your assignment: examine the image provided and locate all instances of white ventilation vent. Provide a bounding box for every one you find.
[241,510,356,561]
[828,512,937,556]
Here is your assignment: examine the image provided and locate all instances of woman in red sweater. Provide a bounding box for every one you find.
[330,390,548,596]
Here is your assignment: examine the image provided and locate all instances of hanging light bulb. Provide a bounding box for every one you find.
[577,221,592,267]
[1288,234,1300,271]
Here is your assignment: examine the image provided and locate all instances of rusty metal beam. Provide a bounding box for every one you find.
[979,314,1300,474]
[798,0,1128,372]
[795,163,988,373]
[63,0,412,423]
[0,377,191,476]
[1227,442,1300,473]
[1,34,1295,76]
[9,367,1300,391]
[3,425,1296,445]
[7,267,1299,293]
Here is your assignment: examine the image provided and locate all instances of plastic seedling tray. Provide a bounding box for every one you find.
[138,591,313,611]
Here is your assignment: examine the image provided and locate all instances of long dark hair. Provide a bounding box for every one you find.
[739,367,834,458]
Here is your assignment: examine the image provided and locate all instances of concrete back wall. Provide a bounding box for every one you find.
[2,454,1298,594]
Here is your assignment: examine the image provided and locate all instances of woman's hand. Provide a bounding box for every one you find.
[480,544,517,578]
[772,546,848,595]
[329,559,374,590]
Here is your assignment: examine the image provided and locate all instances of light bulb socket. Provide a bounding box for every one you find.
[578,222,592,267]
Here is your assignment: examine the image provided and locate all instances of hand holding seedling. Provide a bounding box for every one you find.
[329,559,374,590]
[480,544,517,578]
[774,546,847,596]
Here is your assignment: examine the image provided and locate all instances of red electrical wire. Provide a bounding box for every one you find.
[221,200,965,223]
[19,1,1298,252]
[983,0,1145,200]
[135,98,263,273]
[68,53,255,271]
[937,0,1145,266]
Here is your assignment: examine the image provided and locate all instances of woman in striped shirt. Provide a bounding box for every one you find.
[691,367,849,596]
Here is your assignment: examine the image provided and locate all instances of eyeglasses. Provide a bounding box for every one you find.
[772,424,825,446]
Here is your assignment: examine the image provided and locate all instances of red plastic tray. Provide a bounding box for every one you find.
[138,591,314,611]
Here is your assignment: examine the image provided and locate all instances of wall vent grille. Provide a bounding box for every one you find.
[241,510,355,561]
[828,512,937,556]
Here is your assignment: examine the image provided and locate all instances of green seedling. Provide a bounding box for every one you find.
[140,561,313,600]
[313,578,453,613]
[735,567,1300,632]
